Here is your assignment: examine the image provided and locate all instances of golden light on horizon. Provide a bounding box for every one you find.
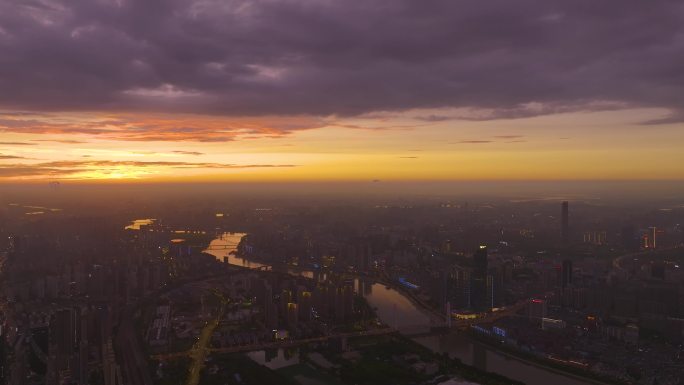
[1,108,683,183]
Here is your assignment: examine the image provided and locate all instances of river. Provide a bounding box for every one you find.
[204,232,596,385]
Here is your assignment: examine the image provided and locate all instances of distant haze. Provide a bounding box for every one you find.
[2,181,684,209]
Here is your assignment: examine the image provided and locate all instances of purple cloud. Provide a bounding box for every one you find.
[0,0,681,121]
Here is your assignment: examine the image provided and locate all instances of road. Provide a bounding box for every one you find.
[612,246,682,272]
[153,327,397,360]
[152,298,528,362]
[113,270,241,385]
[186,305,225,385]
[612,249,653,271]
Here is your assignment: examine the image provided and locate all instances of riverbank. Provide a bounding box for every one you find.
[373,277,446,324]
[467,332,627,385]
[209,232,608,385]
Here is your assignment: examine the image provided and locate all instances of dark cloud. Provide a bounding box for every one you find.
[40,160,296,169]
[172,150,205,156]
[329,122,425,131]
[399,156,418,159]
[131,150,206,155]
[452,137,529,144]
[0,166,85,178]
[413,115,453,122]
[32,139,87,144]
[639,111,684,125]
[0,141,36,146]
[0,0,682,121]
[493,135,525,139]
[0,113,324,141]
[0,154,26,159]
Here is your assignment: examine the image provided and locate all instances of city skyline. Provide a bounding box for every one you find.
[2,2,684,385]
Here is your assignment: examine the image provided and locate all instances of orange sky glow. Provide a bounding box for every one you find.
[1,107,682,183]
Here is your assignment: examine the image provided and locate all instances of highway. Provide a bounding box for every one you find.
[186,305,225,385]
[113,269,242,385]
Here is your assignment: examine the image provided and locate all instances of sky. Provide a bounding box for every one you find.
[0,0,683,182]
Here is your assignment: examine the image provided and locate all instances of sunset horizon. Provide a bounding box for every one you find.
[2,0,684,183]
[1,107,682,182]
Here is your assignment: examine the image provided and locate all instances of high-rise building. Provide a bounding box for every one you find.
[102,338,122,385]
[263,284,278,329]
[355,243,371,272]
[298,291,312,322]
[583,231,607,245]
[313,284,330,319]
[471,245,490,312]
[334,287,346,322]
[561,259,573,288]
[77,308,89,384]
[281,289,292,315]
[561,201,569,243]
[648,226,657,249]
[486,274,495,309]
[447,267,471,309]
[286,303,298,331]
[51,308,76,369]
[343,282,354,319]
[474,245,488,277]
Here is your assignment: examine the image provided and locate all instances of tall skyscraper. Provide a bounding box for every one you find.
[561,201,569,243]
[298,291,312,322]
[561,259,573,288]
[471,245,490,312]
[649,226,657,249]
[281,289,292,315]
[447,267,471,309]
[474,245,488,277]
[334,287,346,322]
[264,285,278,329]
[286,303,298,331]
